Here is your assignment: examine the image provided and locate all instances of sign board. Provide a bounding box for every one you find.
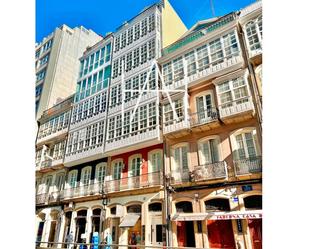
[242,185,253,192]
[233,197,239,202]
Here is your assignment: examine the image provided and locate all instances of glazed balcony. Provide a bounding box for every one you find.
[191,161,228,182]
[104,171,162,193]
[239,0,262,18]
[190,108,220,131]
[219,97,255,123]
[61,180,103,201]
[105,127,160,156]
[64,143,104,167]
[36,126,68,145]
[164,55,244,91]
[163,118,190,136]
[234,156,262,176]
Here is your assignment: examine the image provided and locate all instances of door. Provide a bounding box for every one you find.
[111,161,122,191]
[207,220,236,249]
[151,216,163,246]
[149,151,162,184]
[196,94,213,122]
[177,221,195,247]
[36,222,44,245]
[45,176,53,194]
[248,219,262,249]
[129,157,141,188]
[177,221,186,247]
[48,221,57,246]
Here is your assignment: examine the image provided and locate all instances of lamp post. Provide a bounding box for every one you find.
[101,193,108,242]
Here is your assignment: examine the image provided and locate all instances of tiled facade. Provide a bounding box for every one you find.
[35,1,262,249]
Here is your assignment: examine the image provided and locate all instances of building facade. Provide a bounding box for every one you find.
[35,1,262,249]
[35,25,102,119]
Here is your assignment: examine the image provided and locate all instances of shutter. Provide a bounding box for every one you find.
[235,134,246,160]
[210,139,219,163]
[202,142,211,164]
[182,146,188,170]
[245,132,257,158]
[174,148,181,171]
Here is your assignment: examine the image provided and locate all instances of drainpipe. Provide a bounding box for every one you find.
[236,21,263,135]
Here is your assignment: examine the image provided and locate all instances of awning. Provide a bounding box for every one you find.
[119,214,140,228]
[172,210,262,221]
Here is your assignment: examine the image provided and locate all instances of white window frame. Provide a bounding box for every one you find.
[148,149,163,173]
[129,154,142,177]
[95,162,107,183]
[171,143,189,172]
[112,159,123,180]
[198,136,222,165]
[81,166,92,186]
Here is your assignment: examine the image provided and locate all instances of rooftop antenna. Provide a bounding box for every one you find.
[210,0,216,17]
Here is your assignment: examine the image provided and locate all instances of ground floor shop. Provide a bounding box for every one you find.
[170,183,262,249]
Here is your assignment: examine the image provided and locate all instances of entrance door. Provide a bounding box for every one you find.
[36,222,44,245]
[48,221,57,246]
[176,221,195,247]
[207,220,236,249]
[151,216,163,246]
[248,219,262,249]
[111,218,120,245]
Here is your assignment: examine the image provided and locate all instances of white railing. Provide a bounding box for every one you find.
[163,119,190,134]
[234,156,262,176]
[164,55,243,91]
[105,128,159,152]
[61,181,103,200]
[37,127,68,144]
[191,161,227,181]
[219,97,254,118]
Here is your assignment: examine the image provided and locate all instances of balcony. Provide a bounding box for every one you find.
[36,126,68,145]
[61,180,103,201]
[191,161,227,182]
[234,156,262,176]
[239,0,262,18]
[48,191,62,203]
[163,119,190,136]
[36,193,48,205]
[104,171,162,193]
[105,127,160,155]
[190,108,220,131]
[170,169,190,185]
[219,97,255,123]
[40,157,64,171]
[164,55,244,91]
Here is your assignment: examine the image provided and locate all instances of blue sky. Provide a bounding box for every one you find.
[36,0,256,42]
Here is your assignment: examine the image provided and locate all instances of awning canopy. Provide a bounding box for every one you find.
[119,214,140,228]
[172,210,262,221]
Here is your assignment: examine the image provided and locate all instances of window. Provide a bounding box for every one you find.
[94,94,101,114]
[127,27,133,45]
[68,170,78,188]
[172,57,184,81]
[97,121,104,144]
[91,123,98,146]
[36,70,46,82]
[148,14,155,32]
[232,129,259,160]
[110,86,117,107]
[148,39,155,60]
[119,56,125,76]
[81,167,91,185]
[85,126,91,148]
[133,48,140,68]
[156,225,163,242]
[126,52,132,72]
[130,156,141,177]
[114,36,120,52]
[149,150,162,172]
[196,44,209,71]
[209,38,223,64]
[185,51,196,76]
[148,102,156,128]
[139,105,147,131]
[176,201,193,213]
[217,76,250,108]
[244,195,262,210]
[205,198,230,211]
[108,117,115,140]
[94,50,100,69]
[115,115,122,139]
[196,93,215,121]
[112,161,123,180]
[141,18,147,37]
[35,85,43,97]
[111,207,116,215]
[121,31,127,49]
[112,59,119,78]
[198,137,220,165]
[163,62,172,86]
[245,18,262,51]
[172,144,188,172]
[55,173,64,190]
[96,163,106,182]
[149,203,162,212]
[134,23,140,41]
[89,53,94,72]
[141,43,147,64]
[40,54,49,66]
[127,204,141,213]
[223,31,239,59]
[105,43,111,62]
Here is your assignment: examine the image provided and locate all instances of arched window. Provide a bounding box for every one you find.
[127,204,141,213]
[129,155,142,177]
[171,143,189,172]
[68,170,78,188]
[205,198,230,211]
[81,167,91,186]
[55,173,65,190]
[244,195,262,210]
[198,136,221,165]
[148,150,162,172]
[110,206,116,215]
[96,162,106,182]
[92,208,102,216]
[112,160,123,180]
[149,203,162,212]
[77,210,87,217]
[176,201,193,213]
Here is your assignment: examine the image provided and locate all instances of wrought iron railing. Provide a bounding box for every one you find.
[61,180,104,200]
[191,161,227,181]
[170,169,190,184]
[190,108,219,127]
[36,193,48,205]
[234,156,262,176]
[104,171,162,193]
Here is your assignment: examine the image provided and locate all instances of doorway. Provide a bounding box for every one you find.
[48,221,57,247]
[207,219,236,249]
[176,221,195,247]
[248,219,262,249]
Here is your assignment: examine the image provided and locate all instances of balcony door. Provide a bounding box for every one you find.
[45,176,53,194]
[68,171,77,188]
[129,156,141,189]
[172,145,189,183]
[110,161,122,192]
[235,132,257,160]
[148,151,162,185]
[196,94,213,122]
[199,138,219,165]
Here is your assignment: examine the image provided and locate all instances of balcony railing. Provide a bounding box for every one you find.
[163,118,190,134]
[219,97,254,118]
[191,161,227,181]
[234,156,262,176]
[48,191,61,203]
[190,108,219,127]
[104,171,162,193]
[170,169,190,185]
[40,156,64,169]
[61,180,103,200]
[36,193,48,205]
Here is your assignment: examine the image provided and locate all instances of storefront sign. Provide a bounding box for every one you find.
[242,185,253,192]
[208,210,262,220]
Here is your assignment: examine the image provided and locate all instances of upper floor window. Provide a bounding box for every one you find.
[68,170,78,188]
[96,162,106,182]
[244,195,262,210]
[149,202,162,212]
[205,198,230,211]
[198,137,221,165]
[245,16,263,52]
[231,128,260,161]
[195,92,215,120]
[81,167,91,186]
[129,155,142,177]
[114,36,120,52]
[149,150,162,172]
[172,144,189,172]
[176,201,193,213]
[112,160,123,180]
[164,98,184,125]
[216,75,250,108]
